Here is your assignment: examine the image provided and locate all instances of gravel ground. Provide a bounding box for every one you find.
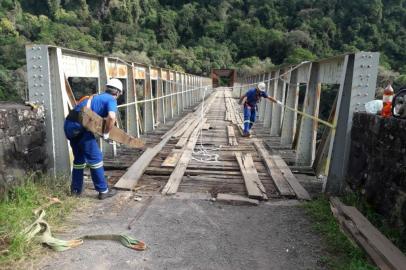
[38,192,328,270]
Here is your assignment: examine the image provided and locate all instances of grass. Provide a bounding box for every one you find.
[303,196,378,270]
[0,174,80,269]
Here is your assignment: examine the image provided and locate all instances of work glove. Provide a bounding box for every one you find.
[276,100,283,106]
[103,133,110,140]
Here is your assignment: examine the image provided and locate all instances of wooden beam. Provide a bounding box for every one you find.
[227,125,238,146]
[271,155,311,200]
[330,197,406,270]
[161,149,182,167]
[216,193,259,206]
[253,141,295,197]
[80,107,145,148]
[235,152,267,200]
[175,119,201,148]
[162,119,207,195]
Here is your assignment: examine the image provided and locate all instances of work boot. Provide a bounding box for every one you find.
[70,188,82,198]
[242,132,250,137]
[98,188,117,200]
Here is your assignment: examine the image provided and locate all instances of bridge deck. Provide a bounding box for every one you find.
[102,88,320,200]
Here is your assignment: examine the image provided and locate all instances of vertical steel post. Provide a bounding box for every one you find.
[270,69,287,136]
[325,52,379,194]
[295,63,321,166]
[144,66,154,132]
[127,64,139,137]
[280,69,299,147]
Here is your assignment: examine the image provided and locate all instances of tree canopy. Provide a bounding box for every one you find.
[0,0,405,100]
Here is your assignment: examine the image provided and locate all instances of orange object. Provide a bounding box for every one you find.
[381,84,394,118]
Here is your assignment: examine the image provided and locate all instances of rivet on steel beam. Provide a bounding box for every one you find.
[368,55,372,58]
[34,83,38,87]
[40,84,44,87]
[358,84,362,87]
[32,47,35,50]
[33,65,37,69]
[38,47,41,50]
[360,64,364,68]
[367,74,371,78]
[365,84,369,87]
[33,75,37,78]
[34,92,38,96]
[367,65,371,68]
[41,92,44,96]
[356,102,361,105]
[32,56,36,60]
[364,93,369,96]
[40,75,43,78]
[38,56,42,59]
[39,65,43,69]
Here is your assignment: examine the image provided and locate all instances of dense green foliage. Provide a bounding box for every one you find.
[0,0,405,100]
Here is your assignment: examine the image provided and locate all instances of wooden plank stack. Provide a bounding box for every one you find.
[254,140,310,200]
[235,152,268,200]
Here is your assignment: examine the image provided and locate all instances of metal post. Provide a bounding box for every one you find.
[157,68,165,125]
[260,72,271,122]
[325,52,379,194]
[280,69,299,147]
[295,63,321,166]
[270,69,287,136]
[265,71,278,128]
[144,66,154,132]
[263,72,272,127]
[127,64,139,137]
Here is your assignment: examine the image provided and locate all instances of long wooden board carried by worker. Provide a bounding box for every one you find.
[80,107,145,148]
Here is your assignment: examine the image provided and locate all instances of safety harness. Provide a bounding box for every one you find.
[22,198,146,252]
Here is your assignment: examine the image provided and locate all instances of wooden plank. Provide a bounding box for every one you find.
[216,193,259,206]
[162,119,206,195]
[227,125,238,146]
[80,107,145,148]
[330,198,406,270]
[114,147,158,190]
[202,123,210,130]
[175,118,201,148]
[235,152,267,200]
[161,150,182,167]
[253,141,295,197]
[64,75,76,108]
[271,155,311,200]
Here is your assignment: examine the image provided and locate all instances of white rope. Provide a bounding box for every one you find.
[191,87,221,163]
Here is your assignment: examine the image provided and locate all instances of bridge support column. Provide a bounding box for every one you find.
[280,69,299,147]
[265,71,278,128]
[144,66,154,132]
[270,69,287,136]
[126,64,140,138]
[295,63,320,166]
[325,53,379,194]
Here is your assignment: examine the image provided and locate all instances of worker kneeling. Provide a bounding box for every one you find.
[239,82,280,137]
[64,79,123,200]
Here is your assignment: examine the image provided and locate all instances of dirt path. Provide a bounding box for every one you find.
[38,192,328,270]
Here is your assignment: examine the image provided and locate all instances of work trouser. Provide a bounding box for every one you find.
[64,120,108,194]
[243,105,256,134]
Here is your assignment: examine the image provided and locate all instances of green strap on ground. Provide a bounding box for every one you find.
[22,207,146,252]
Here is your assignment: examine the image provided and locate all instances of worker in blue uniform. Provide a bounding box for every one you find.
[64,78,123,200]
[239,82,281,137]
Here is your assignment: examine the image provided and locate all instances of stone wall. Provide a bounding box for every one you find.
[348,112,406,232]
[0,102,47,196]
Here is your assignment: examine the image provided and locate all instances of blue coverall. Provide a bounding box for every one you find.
[64,93,117,194]
[243,88,268,134]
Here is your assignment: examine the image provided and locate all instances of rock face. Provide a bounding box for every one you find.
[348,112,406,237]
[0,102,47,196]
